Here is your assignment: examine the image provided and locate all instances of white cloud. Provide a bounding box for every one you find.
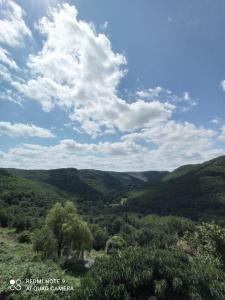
[211,117,223,125]
[0,139,148,170]
[0,63,12,82]
[12,4,175,137]
[136,86,164,99]
[0,121,223,171]
[0,121,55,138]
[0,0,31,47]
[1,138,222,171]
[0,47,18,69]
[221,80,225,92]
[136,87,197,107]
[0,89,23,105]
[218,125,225,141]
[0,3,223,171]
[100,21,108,30]
[121,121,222,168]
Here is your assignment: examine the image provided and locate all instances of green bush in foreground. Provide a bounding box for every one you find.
[77,247,225,300]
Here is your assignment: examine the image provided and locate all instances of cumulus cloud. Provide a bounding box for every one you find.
[12,3,175,137]
[0,2,223,171]
[121,121,222,167]
[0,120,223,171]
[0,121,55,138]
[136,87,197,107]
[0,0,31,47]
[0,130,222,171]
[136,86,165,99]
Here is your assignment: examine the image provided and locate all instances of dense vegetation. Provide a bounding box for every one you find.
[1,156,225,299]
[123,155,225,225]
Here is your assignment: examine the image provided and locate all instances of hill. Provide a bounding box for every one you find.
[7,168,167,197]
[123,155,225,224]
[3,156,225,224]
[0,169,72,229]
[0,168,167,221]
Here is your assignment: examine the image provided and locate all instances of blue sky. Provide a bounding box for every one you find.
[0,0,225,171]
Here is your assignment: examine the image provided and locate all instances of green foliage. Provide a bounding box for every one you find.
[0,207,8,227]
[124,156,225,224]
[2,158,225,299]
[6,168,167,218]
[77,247,225,300]
[186,222,225,268]
[105,235,127,254]
[36,202,92,260]
[0,169,71,231]
[0,228,79,300]
[63,214,93,259]
[17,230,31,243]
[46,201,76,257]
[90,224,108,250]
[33,225,57,258]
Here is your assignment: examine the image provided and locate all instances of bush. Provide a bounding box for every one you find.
[90,224,108,250]
[77,247,225,300]
[32,226,57,258]
[105,235,126,254]
[18,230,31,243]
[0,208,8,227]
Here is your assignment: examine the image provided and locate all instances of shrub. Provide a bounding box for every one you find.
[18,230,31,243]
[77,247,225,300]
[105,235,127,254]
[32,226,57,258]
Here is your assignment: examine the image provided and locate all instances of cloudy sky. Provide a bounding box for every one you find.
[0,0,225,171]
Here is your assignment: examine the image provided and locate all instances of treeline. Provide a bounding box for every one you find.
[30,202,225,299]
[2,197,225,299]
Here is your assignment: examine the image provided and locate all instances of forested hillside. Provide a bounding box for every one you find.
[1,156,225,299]
[7,168,167,196]
[124,155,225,225]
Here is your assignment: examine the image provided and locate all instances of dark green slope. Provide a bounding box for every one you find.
[6,168,98,198]
[7,168,167,197]
[163,155,225,182]
[0,169,71,228]
[124,155,225,224]
[0,168,167,220]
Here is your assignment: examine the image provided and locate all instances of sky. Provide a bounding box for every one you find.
[0,0,225,171]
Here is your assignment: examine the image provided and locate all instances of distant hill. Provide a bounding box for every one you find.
[0,168,167,218]
[7,168,167,198]
[3,156,225,225]
[0,169,71,228]
[123,155,225,224]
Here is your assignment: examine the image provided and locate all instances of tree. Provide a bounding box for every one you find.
[0,208,8,227]
[63,215,93,260]
[90,224,108,250]
[105,235,126,254]
[33,225,57,258]
[35,201,92,260]
[185,222,225,267]
[46,201,76,257]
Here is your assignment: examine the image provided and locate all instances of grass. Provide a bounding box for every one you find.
[0,227,80,300]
